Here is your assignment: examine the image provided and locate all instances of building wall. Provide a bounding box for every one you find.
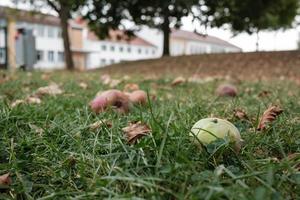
[0,19,6,65]
[15,21,65,69]
[170,38,186,56]
[84,40,158,69]
[170,37,241,56]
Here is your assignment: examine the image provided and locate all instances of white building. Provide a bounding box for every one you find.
[0,6,241,70]
[0,6,159,70]
[170,29,242,56]
[83,28,158,69]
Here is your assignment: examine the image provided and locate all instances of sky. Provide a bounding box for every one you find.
[1,0,299,52]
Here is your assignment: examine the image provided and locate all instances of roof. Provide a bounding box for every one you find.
[171,29,241,50]
[87,30,156,48]
[0,6,60,26]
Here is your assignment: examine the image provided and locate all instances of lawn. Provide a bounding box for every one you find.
[0,70,300,199]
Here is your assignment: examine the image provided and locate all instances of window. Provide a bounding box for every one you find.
[101,44,107,51]
[48,51,54,62]
[100,59,106,65]
[48,26,55,38]
[110,59,114,64]
[127,47,131,53]
[138,48,142,54]
[152,49,156,55]
[58,52,64,62]
[119,46,124,52]
[145,49,149,55]
[37,50,44,61]
[36,25,44,37]
[0,48,5,64]
[57,28,62,38]
[110,45,115,52]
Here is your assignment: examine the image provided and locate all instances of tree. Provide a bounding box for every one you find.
[298,32,300,50]
[203,0,299,51]
[86,0,199,56]
[129,0,199,56]
[20,0,87,70]
[84,0,133,39]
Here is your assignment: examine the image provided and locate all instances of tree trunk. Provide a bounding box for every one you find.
[59,7,74,70]
[256,30,259,52]
[162,16,170,56]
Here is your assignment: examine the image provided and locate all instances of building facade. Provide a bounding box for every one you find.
[0,6,159,70]
[170,29,241,56]
[0,6,241,70]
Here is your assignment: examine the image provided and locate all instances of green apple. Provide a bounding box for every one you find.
[190,118,242,151]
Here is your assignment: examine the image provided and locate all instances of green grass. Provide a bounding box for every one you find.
[0,71,300,199]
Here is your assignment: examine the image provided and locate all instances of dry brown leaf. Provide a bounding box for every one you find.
[41,73,51,80]
[171,76,186,86]
[124,83,139,92]
[285,153,300,171]
[29,124,44,135]
[0,173,12,186]
[89,120,112,130]
[79,82,88,90]
[257,105,283,131]
[11,99,25,107]
[122,122,151,144]
[234,109,248,120]
[122,75,130,81]
[26,96,42,104]
[109,79,121,88]
[35,83,63,97]
[258,90,271,98]
[100,74,112,85]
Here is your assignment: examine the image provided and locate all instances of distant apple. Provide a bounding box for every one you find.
[216,84,238,97]
[190,118,242,151]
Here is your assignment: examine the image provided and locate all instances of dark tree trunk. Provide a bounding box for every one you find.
[162,16,170,56]
[256,30,260,52]
[59,7,74,70]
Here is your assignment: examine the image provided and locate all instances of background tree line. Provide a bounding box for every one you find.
[17,0,299,70]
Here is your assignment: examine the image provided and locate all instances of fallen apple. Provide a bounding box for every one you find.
[90,89,130,113]
[216,84,238,97]
[190,118,242,151]
[127,90,148,105]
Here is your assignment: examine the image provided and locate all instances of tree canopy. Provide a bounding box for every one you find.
[203,0,299,50]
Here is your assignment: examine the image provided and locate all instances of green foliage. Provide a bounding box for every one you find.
[203,0,299,34]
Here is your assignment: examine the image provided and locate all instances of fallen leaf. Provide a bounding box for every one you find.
[35,83,63,97]
[109,79,121,88]
[26,96,42,104]
[257,105,283,131]
[234,109,248,120]
[79,82,88,89]
[122,122,151,144]
[286,153,300,171]
[171,76,186,86]
[41,73,51,80]
[124,83,139,92]
[0,173,12,186]
[122,75,130,81]
[89,120,112,130]
[100,74,112,85]
[29,124,44,135]
[11,99,25,107]
[258,90,271,98]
